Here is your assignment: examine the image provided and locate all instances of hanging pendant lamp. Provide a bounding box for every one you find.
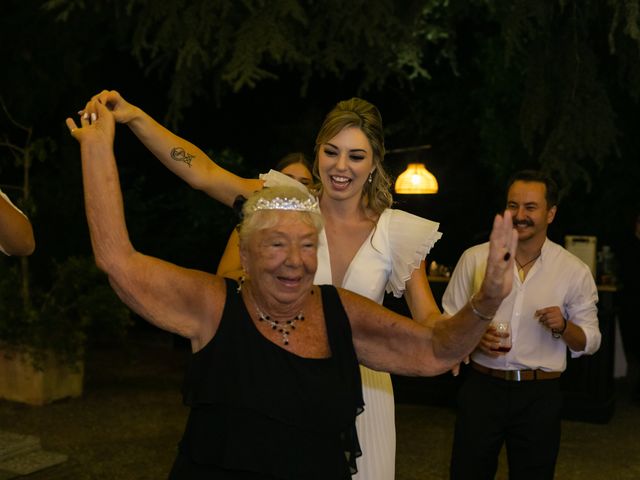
[394,163,438,194]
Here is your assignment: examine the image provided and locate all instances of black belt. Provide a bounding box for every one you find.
[471,361,561,381]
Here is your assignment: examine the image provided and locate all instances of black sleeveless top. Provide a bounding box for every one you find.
[170,279,364,479]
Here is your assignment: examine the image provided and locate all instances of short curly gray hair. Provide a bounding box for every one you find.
[238,186,324,249]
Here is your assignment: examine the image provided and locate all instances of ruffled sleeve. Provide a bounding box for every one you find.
[384,209,442,297]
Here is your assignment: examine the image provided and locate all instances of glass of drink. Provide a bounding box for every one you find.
[490,321,512,353]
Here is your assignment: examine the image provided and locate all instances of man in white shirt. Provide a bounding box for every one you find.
[0,187,35,256]
[443,170,601,480]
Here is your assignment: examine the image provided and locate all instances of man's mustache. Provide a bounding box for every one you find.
[513,219,534,227]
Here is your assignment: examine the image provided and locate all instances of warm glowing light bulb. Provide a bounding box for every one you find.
[395,163,438,194]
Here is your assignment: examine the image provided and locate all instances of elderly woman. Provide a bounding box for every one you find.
[66,102,516,479]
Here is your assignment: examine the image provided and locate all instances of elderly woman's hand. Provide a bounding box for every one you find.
[472,210,518,317]
[66,100,115,146]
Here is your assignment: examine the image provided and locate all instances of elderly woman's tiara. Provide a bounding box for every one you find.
[251,195,320,213]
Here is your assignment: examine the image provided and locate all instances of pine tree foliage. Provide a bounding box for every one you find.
[44,0,455,125]
[39,0,640,199]
[491,0,639,195]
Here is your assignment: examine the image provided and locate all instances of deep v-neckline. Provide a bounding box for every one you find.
[320,215,378,288]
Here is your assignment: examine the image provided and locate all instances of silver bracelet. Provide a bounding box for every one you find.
[469,293,495,321]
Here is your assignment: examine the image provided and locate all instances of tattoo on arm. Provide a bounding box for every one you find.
[170,147,195,167]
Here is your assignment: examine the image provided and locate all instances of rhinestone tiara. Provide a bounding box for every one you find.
[250,195,320,213]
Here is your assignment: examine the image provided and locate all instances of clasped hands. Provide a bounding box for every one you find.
[65,90,135,142]
[65,100,115,145]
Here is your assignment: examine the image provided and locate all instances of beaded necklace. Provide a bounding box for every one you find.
[255,307,305,346]
[245,281,314,346]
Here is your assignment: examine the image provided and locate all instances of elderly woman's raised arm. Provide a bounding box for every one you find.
[342,211,517,376]
[67,101,224,352]
[81,90,263,207]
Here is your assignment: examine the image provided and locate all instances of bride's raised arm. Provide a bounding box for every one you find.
[80,90,263,207]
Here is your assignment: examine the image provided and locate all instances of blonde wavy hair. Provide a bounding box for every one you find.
[313,98,393,215]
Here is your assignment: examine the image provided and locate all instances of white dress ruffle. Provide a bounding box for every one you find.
[383,209,442,298]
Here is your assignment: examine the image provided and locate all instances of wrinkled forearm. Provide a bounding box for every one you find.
[347,290,494,377]
[431,294,499,364]
[80,138,134,276]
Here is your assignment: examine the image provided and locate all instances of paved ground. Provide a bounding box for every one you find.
[0,334,639,479]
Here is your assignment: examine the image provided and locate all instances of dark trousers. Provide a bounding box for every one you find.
[450,368,562,480]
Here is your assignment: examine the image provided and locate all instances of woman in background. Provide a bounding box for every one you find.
[272,152,314,187]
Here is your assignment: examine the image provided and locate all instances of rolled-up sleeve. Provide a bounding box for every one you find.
[566,267,601,357]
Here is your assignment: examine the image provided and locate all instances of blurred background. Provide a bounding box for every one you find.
[1,1,640,477]
[2,0,639,277]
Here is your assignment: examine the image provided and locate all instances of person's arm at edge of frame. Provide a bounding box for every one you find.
[0,193,35,256]
[66,102,225,352]
[341,211,518,376]
[216,227,245,281]
[80,90,263,208]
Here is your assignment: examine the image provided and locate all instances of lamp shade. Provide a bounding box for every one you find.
[394,163,438,194]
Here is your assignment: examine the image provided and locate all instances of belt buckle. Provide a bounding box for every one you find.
[504,370,523,381]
